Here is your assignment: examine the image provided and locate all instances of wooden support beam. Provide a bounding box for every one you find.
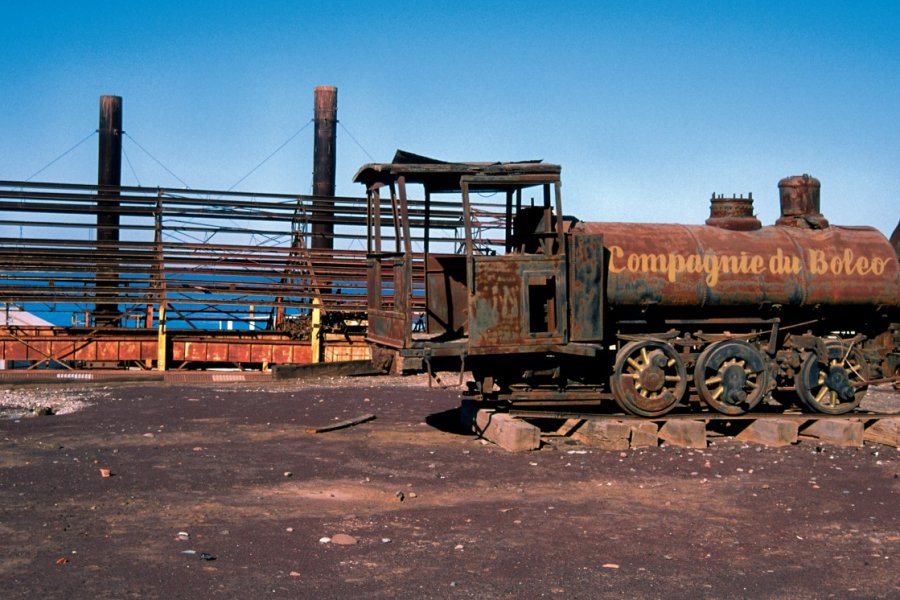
[658,420,707,448]
[554,418,583,437]
[460,401,540,452]
[572,420,631,450]
[801,420,864,447]
[863,417,900,448]
[736,419,799,447]
[630,421,659,447]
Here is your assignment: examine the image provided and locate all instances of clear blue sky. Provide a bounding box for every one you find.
[2,1,898,235]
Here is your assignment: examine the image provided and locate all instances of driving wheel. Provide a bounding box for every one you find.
[611,339,687,417]
[796,341,869,415]
[694,340,769,415]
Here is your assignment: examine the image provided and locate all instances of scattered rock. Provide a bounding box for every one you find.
[1,388,97,420]
[331,533,358,545]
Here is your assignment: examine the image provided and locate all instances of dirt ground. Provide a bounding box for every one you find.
[0,375,897,600]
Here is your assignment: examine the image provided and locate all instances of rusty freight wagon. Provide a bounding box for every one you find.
[354,152,900,417]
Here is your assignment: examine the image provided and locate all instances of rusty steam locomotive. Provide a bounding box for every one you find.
[354,152,900,417]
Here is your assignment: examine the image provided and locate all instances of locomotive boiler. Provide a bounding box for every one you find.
[355,152,900,417]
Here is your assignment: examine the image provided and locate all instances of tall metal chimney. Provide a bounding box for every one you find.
[95,95,122,325]
[311,86,337,250]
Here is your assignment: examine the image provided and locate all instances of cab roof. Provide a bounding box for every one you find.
[353,150,561,193]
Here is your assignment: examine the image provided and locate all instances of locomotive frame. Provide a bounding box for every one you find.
[354,151,900,418]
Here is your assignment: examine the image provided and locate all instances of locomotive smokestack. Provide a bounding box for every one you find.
[776,174,829,229]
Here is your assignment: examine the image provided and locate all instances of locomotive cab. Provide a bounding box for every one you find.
[353,150,598,375]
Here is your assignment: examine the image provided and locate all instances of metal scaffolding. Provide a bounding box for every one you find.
[0,180,505,370]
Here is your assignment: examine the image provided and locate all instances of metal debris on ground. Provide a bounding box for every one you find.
[305,413,376,433]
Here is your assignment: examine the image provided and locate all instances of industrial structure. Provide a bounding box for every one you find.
[0,89,502,372]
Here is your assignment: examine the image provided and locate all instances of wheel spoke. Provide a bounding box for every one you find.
[846,360,864,380]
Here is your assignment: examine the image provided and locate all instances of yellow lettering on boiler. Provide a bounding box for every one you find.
[606,245,890,288]
[608,245,626,273]
[808,248,887,276]
[769,248,801,275]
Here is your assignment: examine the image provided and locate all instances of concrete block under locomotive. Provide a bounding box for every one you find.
[355,152,900,417]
